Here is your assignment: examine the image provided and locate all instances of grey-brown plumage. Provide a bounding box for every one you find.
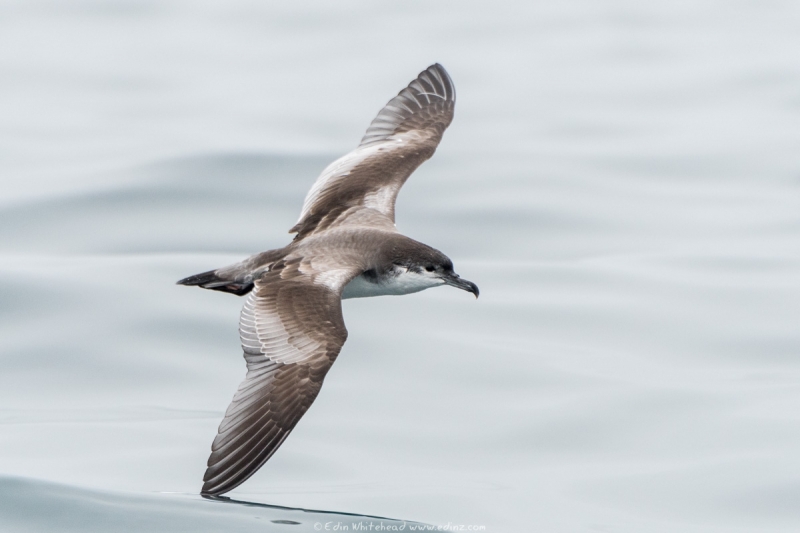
[177,64,478,497]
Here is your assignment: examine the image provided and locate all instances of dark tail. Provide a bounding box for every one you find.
[176,269,254,296]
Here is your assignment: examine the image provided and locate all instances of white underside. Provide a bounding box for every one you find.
[342,269,443,299]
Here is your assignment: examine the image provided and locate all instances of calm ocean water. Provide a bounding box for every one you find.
[2,1,799,531]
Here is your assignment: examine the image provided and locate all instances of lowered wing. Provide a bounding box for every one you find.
[201,262,353,496]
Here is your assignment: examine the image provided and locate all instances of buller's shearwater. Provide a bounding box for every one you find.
[178,63,478,496]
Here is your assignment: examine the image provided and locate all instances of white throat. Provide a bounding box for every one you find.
[342,267,443,299]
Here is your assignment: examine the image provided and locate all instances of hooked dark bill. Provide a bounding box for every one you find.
[442,273,479,298]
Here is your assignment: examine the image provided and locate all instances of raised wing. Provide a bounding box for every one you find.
[201,264,352,496]
[290,63,456,239]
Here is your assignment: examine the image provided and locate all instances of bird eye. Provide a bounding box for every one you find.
[425,265,435,272]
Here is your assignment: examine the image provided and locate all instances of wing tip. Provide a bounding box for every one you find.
[358,63,456,147]
[200,430,293,497]
[200,486,223,497]
[201,476,236,497]
[421,63,455,102]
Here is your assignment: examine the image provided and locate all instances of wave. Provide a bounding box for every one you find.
[0,475,418,533]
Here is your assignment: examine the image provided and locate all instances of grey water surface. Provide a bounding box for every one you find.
[2,1,800,532]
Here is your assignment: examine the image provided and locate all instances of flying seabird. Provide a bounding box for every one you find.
[178,63,478,496]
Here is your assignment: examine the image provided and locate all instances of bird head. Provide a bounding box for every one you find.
[390,243,479,298]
